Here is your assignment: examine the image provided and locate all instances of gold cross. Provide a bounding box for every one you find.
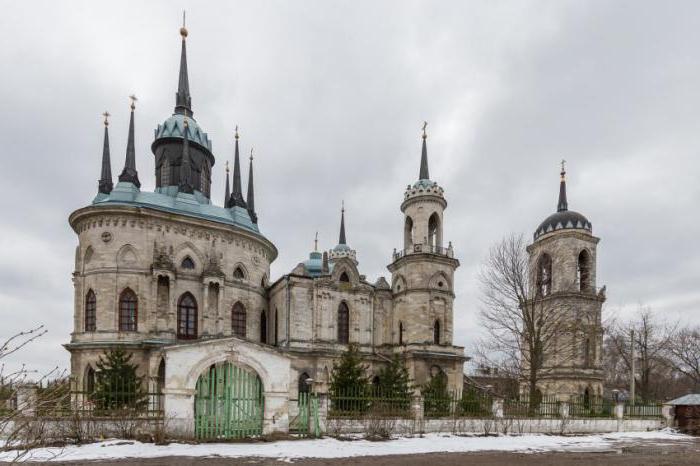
[422,121,428,138]
[129,94,138,110]
[225,160,229,173]
[250,147,254,161]
[102,111,110,126]
[561,159,567,173]
[235,125,239,139]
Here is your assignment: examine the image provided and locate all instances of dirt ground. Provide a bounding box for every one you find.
[41,439,700,466]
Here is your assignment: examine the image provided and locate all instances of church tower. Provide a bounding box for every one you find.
[387,124,463,391]
[527,163,605,399]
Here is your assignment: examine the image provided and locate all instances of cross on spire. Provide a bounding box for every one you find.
[102,111,110,126]
[419,121,430,180]
[314,232,318,252]
[175,14,192,117]
[557,160,568,212]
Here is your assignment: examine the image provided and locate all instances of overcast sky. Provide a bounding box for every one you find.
[1,1,699,376]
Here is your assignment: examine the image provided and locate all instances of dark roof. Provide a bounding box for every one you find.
[533,168,591,240]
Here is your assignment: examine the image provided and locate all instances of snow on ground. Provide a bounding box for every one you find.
[0,430,692,463]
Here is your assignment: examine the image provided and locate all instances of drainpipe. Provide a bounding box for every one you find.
[286,275,291,348]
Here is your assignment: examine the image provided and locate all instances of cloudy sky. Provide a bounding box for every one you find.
[1,1,699,375]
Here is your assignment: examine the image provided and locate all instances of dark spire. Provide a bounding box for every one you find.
[178,117,194,193]
[228,126,247,208]
[246,148,257,223]
[322,250,329,274]
[224,161,230,206]
[118,95,141,188]
[174,12,193,117]
[98,111,113,194]
[339,201,347,245]
[419,121,429,180]
[557,159,568,212]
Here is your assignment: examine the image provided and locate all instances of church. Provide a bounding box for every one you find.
[65,23,603,435]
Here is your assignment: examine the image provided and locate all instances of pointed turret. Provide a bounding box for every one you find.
[98,111,113,194]
[178,117,194,193]
[419,121,429,180]
[557,160,568,212]
[224,161,231,206]
[339,202,347,245]
[118,96,141,188]
[174,13,192,117]
[247,148,257,223]
[228,126,247,208]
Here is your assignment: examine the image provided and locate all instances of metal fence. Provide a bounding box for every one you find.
[329,386,412,419]
[503,396,561,418]
[569,395,616,418]
[624,401,662,418]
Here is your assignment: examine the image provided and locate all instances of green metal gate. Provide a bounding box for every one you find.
[289,392,321,437]
[194,362,264,439]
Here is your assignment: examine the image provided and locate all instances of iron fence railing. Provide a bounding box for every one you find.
[569,395,616,418]
[329,386,412,419]
[393,244,453,261]
[624,401,662,418]
[503,396,561,418]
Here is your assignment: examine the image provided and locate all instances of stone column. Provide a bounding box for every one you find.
[614,402,625,420]
[559,401,570,419]
[492,398,504,418]
[262,391,289,435]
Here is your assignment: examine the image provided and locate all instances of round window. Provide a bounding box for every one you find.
[438,281,444,288]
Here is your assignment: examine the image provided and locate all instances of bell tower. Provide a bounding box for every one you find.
[387,124,463,391]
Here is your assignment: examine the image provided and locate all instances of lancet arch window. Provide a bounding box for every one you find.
[181,256,195,270]
[298,372,311,394]
[260,310,267,343]
[232,302,247,338]
[177,292,198,339]
[233,267,246,280]
[337,302,350,344]
[339,272,350,283]
[577,250,591,292]
[118,288,138,332]
[84,289,96,332]
[433,319,441,345]
[399,321,404,345]
[428,212,441,250]
[404,216,414,249]
[85,366,95,394]
[536,253,552,297]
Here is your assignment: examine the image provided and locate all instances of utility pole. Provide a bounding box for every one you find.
[630,329,636,404]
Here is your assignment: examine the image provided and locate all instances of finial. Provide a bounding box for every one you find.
[314,232,318,252]
[235,125,239,140]
[225,160,230,173]
[129,94,137,111]
[341,200,345,213]
[422,121,428,139]
[102,111,110,127]
[250,147,254,161]
[180,11,188,38]
[560,159,567,180]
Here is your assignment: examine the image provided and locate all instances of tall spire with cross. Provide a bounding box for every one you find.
[178,117,194,193]
[118,95,141,187]
[557,159,568,212]
[98,111,113,194]
[228,126,247,208]
[419,121,430,180]
[224,161,230,206]
[247,147,257,223]
[339,201,347,245]
[174,11,193,117]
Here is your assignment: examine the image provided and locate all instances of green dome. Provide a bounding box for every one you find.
[154,113,212,152]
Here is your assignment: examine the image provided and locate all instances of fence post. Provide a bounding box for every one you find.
[661,404,674,425]
[614,402,624,420]
[560,401,569,419]
[316,393,328,434]
[492,397,504,418]
[16,384,38,417]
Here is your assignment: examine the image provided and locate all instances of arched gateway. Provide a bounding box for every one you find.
[194,361,264,439]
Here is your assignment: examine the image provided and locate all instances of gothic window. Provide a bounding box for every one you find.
[261,275,267,288]
[428,212,441,251]
[84,289,96,332]
[298,372,311,394]
[399,321,404,345]
[233,267,246,280]
[118,288,138,332]
[404,216,414,249]
[339,272,350,283]
[577,250,591,292]
[260,310,267,343]
[181,256,195,270]
[433,319,441,345]
[232,302,247,338]
[85,366,95,393]
[157,358,166,410]
[536,253,552,297]
[337,302,350,344]
[177,292,198,339]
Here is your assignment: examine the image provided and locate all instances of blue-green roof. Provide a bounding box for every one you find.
[93,182,260,235]
[302,251,334,277]
[413,179,437,189]
[154,114,212,152]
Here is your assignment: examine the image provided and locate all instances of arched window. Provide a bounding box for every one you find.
[298,372,311,394]
[577,250,591,292]
[261,275,267,288]
[339,272,350,283]
[536,253,552,297]
[337,302,350,344]
[85,366,95,394]
[404,216,414,249]
[181,256,195,270]
[157,359,166,410]
[433,319,441,345]
[232,302,247,337]
[399,321,404,345]
[260,310,267,343]
[428,212,441,251]
[118,288,138,332]
[233,267,245,280]
[177,292,198,339]
[84,289,96,332]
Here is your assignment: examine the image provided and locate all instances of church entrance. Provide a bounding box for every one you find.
[194,362,264,439]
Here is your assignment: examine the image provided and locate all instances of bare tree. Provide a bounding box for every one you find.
[607,308,674,401]
[666,326,700,391]
[477,234,576,406]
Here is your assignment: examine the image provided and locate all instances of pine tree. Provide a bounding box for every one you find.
[422,370,450,417]
[93,349,146,413]
[376,355,412,398]
[330,344,369,413]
